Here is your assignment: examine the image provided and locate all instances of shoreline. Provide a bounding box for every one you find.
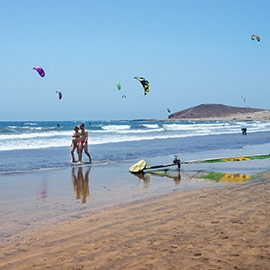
[1,175,269,269]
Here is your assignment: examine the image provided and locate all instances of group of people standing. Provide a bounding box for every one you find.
[71,123,92,163]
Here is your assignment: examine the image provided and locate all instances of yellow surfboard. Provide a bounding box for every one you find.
[129,160,146,173]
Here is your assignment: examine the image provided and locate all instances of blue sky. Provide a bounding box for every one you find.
[0,0,269,121]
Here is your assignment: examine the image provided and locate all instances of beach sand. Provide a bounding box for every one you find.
[1,172,269,270]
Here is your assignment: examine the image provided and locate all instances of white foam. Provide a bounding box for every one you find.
[0,120,269,152]
[102,125,131,131]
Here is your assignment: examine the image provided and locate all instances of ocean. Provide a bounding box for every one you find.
[0,119,269,174]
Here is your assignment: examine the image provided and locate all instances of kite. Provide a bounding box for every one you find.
[33,66,45,77]
[122,95,126,98]
[241,96,248,107]
[167,108,171,113]
[134,76,150,95]
[56,91,62,100]
[116,82,121,91]
[251,34,260,42]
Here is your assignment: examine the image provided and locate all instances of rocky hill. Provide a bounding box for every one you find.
[168,104,270,121]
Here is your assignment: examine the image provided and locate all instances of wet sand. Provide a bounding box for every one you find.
[1,172,269,270]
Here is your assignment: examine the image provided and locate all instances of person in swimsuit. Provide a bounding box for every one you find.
[78,123,92,163]
[71,126,80,162]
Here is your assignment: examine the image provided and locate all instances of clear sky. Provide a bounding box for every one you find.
[1,0,269,121]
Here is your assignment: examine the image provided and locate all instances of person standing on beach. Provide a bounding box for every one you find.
[71,126,80,162]
[78,123,92,163]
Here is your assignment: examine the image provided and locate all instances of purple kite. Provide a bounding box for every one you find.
[33,65,45,77]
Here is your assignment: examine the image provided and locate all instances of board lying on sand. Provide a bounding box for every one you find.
[129,154,270,173]
[129,156,181,173]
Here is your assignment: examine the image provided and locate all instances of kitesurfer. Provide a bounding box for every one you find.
[241,128,247,135]
[78,123,92,163]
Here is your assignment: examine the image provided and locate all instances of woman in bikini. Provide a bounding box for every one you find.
[71,126,80,162]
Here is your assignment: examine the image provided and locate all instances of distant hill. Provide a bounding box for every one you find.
[168,104,270,121]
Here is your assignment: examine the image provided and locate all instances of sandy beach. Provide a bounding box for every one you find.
[1,171,269,270]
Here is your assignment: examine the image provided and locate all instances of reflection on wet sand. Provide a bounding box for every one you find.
[131,168,257,188]
[72,166,91,203]
[197,171,253,183]
[37,179,47,199]
[133,169,181,188]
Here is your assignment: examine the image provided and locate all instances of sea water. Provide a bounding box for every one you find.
[0,119,269,174]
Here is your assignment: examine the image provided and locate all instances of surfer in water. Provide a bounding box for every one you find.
[71,126,80,162]
[78,123,92,163]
